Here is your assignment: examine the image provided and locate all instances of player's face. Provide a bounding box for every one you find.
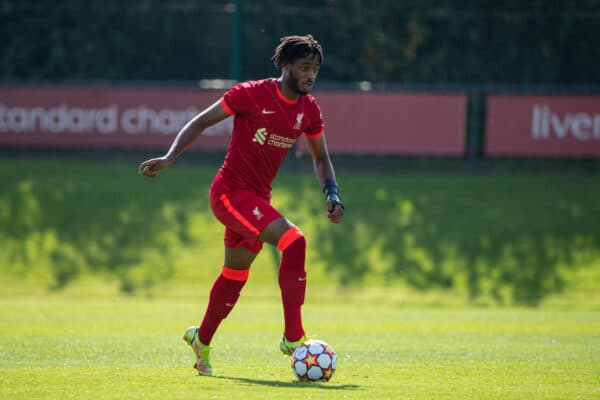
[285,55,320,95]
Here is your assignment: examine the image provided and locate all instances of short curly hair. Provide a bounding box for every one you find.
[272,34,323,68]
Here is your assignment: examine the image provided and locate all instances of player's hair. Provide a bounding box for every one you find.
[272,34,323,68]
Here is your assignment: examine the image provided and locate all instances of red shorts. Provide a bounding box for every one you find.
[210,177,282,254]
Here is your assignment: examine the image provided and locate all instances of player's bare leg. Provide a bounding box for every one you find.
[259,217,309,354]
[257,217,293,245]
[224,246,258,269]
[185,246,257,375]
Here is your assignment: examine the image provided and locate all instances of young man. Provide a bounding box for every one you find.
[139,34,344,376]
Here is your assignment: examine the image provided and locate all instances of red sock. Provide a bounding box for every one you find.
[277,228,307,342]
[198,266,248,345]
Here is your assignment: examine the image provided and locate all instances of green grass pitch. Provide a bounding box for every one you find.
[1,296,598,399]
[1,157,599,398]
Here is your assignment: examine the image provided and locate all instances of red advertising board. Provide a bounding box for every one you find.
[299,91,467,155]
[0,85,231,150]
[1,85,467,155]
[486,95,600,157]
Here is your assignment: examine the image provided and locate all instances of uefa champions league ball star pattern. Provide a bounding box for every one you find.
[291,340,337,382]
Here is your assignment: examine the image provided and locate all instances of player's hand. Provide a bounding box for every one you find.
[138,156,174,178]
[327,199,344,224]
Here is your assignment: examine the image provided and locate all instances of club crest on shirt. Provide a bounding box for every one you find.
[293,113,304,130]
[252,206,263,220]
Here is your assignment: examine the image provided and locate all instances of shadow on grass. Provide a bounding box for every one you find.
[281,173,600,305]
[0,160,214,293]
[2,159,600,304]
[213,375,361,390]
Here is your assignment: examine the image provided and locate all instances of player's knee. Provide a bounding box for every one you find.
[277,227,305,252]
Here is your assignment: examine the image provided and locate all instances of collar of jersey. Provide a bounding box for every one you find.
[273,79,298,105]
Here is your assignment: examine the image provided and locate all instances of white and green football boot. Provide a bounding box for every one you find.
[183,326,213,376]
[279,334,308,356]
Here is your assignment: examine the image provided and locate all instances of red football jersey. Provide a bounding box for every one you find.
[217,79,324,198]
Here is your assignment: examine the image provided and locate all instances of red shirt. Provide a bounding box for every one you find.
[217,79,324,198]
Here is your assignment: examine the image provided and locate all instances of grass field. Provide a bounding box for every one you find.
[1,295,599,399]
[1,156,599,398]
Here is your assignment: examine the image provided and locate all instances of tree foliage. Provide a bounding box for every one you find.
[1,0,599,84]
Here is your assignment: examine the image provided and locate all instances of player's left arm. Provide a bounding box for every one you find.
[306,134,344,224]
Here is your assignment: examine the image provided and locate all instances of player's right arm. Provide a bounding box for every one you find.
[139,99,230,177]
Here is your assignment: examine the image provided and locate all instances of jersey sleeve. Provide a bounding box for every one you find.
[304,99,324,139]
[221,82,253,116]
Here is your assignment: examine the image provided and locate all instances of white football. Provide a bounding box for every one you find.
[291,339,337,382]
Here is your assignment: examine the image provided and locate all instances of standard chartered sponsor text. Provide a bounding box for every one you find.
[0,104,118,133]
[267,133,295,148]
[0,103,231,135]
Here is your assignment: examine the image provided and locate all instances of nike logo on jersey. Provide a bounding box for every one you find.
[262,109,276,114]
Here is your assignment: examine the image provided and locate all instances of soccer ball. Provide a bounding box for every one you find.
[291,339,337,382]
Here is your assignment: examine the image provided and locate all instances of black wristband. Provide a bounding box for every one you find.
[322,179,344,210]
[322,179,339,197]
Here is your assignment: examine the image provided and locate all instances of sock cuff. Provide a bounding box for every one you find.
[221,265,250,281]
[277,227,304,251]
